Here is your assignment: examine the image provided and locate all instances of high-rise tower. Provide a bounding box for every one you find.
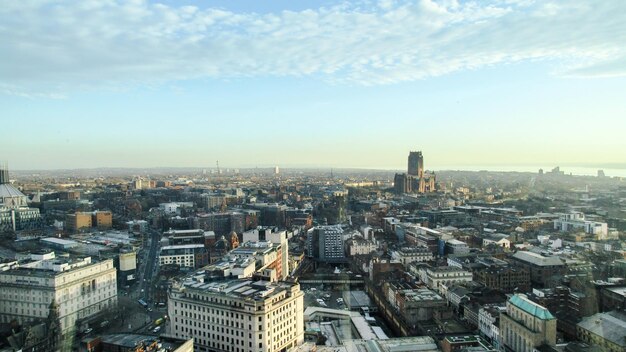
[407,151,424,177]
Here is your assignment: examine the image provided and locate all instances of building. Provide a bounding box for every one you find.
[243,227,289,279]
[393,151,436,194]
[510,251,566,288]
[168,279,304,352]
[0,165,42,232]
[126,219,148,234]
[382,282,446,325]
[0,252,117,337]
[93,210,113,229]
[500,294,557,352]
[418,266,473,294]
[479,305,506,349]
[554,212,608,237]
[441,335,496,352]
[159,244,209,268]
[306,225,346,263]
[65,212,92,232]
[118,249,137,286]
[482,233,511,249]
[475,266,531,294]
[229,241,286,280]
[345,236,377,256]
[407,151,424,177]
[576,311,626,352]
[445,239,470,255]
[391,247,434,267]
[97,335,194,352]
[192,211,251,236]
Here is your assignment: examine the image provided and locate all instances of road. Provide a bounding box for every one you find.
[141,228,160,302]
[125,228,163,329]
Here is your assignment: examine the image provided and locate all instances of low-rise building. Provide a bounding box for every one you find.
[345,236,377,256]
[159,244,209,268]
[391,246,434,267]
[475,266,531,293]
[510,251,566,288]
[576,311,626,352]
[445,239,470,255]
[382,282,446,325]
[418,266,473,294]
[554,212,608,237]
[441,335,496,352]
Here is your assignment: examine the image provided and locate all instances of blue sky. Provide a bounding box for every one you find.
[2,0,626,170]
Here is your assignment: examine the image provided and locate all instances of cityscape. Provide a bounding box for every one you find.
[0,150,624,352]
[2,1,626,352]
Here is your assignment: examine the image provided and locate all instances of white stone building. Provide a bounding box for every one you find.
[391,246,434,267]
[0,252,117,336]
[168,278,304,352]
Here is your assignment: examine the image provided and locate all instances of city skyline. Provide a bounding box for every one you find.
[3,0,626,170]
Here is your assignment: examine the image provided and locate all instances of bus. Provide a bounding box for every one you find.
[138,299,148,308]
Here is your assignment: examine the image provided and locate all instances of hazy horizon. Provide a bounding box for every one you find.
[9,163,626,178]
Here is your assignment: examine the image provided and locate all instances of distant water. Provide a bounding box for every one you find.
[434,165,626,178]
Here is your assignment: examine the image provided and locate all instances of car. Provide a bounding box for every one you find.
[148,308,153,312]
[83,328,93,334]
[310,288,316,291]
[153,326,161,333]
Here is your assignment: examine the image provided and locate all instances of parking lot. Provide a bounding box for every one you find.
[302,284,349,311]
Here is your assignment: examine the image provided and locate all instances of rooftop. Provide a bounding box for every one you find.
[577,311,626,347]
[509,294,555,320]
[512,251,564,266]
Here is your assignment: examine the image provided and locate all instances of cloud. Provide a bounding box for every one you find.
[1,0,625,95]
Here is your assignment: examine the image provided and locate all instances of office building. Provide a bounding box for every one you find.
[159,244,209,269]
[554,212,608,237]
[168,279,304,352]
[65,212,92,232]
[0,252,117,337]
[306,225,346,263]
[500,294,556,352]
[93,210,113,229]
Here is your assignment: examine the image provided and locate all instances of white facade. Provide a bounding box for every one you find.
[243,228,289,280]
[553,212,608,236]
[391,247,434,267]
[418,266,473,294]
[346,236,377,256]
[168,279,304,352]
[0,254,117,336]
[159,244,205,268]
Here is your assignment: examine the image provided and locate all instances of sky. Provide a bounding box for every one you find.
[2,0,626,171]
